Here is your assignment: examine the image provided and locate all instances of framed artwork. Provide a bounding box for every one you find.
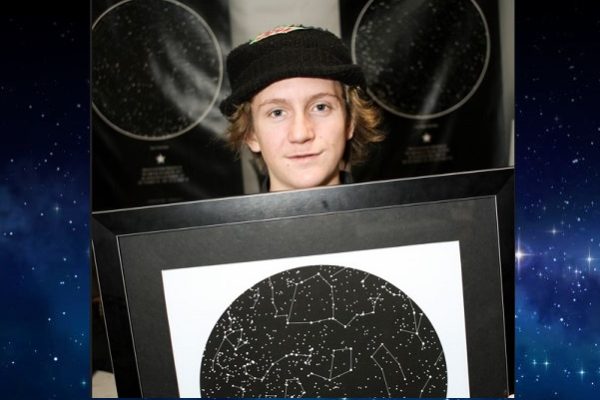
[92,167,514,397]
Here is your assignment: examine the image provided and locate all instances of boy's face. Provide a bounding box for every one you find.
[247,77,353,192]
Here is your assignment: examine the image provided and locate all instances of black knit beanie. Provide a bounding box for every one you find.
[219,25,366,117]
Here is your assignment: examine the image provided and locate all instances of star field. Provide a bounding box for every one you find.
[92,0,223,140]
[515,1,600,398]
[0,11,90,399]
[353,0,489,118]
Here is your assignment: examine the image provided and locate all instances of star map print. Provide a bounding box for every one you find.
[200,265,447,398]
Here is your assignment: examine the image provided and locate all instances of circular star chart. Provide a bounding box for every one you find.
[351,0,490,119]
[92,0,223,140]
[200,265,447,397]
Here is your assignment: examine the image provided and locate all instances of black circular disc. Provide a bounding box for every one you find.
[200,265,447,397]
[92,0,222,140]
[352,0,489,119]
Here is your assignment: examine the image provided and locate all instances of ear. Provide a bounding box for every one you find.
[346,118,355,141]
[245,129,262,153]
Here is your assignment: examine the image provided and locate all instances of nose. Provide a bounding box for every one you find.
[288,113,315,143]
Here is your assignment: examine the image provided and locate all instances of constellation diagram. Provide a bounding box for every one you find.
[200,265,447,397]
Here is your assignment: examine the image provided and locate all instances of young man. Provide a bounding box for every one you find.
[219,25,383,192]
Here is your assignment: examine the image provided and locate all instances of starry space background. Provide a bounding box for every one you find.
[0,5,91,399]
[514,1,600,399]
[1,1,600,400]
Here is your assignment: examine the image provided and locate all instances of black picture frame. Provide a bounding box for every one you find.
[92,167,514,398]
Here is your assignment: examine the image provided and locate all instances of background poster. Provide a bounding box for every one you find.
[91,0,242,210]
[339,0,511,182]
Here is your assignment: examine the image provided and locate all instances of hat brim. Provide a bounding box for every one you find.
[219,64,365,117]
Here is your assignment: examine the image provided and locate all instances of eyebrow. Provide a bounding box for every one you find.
[256,92,342,109]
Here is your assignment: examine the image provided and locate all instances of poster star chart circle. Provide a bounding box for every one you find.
[200,265,447,397]
[92,0,223,141]
[351,0,490,119]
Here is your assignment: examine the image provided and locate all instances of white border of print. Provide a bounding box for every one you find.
[162,240,470,397]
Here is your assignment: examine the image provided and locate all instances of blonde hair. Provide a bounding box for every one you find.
[224,85,384,171]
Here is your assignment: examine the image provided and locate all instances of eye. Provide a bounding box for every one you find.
[313,103,331,113]
[268,108,285,118]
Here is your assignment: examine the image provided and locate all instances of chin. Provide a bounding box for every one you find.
[291,175,338,190]
[271,169,340,191]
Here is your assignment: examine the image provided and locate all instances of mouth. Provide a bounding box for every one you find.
[287,151,322,161]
